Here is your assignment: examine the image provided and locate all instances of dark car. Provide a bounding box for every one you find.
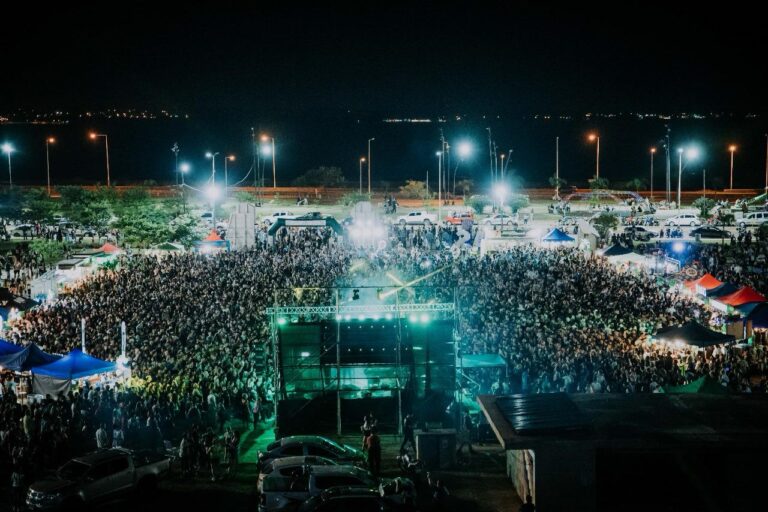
[690,226,731,239]
[297,487,416,512]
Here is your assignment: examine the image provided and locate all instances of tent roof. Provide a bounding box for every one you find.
[747,303,768,328]
[655,321,736,348]
[202,230,222,242]
[704,282,740,298]
[152,242,184,251]
[0,339,23,356]
[98,243,120,254]
[0,343,61,372]
[601,244,633,257]
[32,349,116,379]
[716,287,767,307]
[458,353,507,369]
[607,252,647,265]
[664,376,729,394]
[684,273,722,291]
[541,228,575,242]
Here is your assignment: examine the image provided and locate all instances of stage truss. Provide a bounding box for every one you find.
[266,302,454,317]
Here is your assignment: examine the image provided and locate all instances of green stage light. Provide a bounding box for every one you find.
[336,314,342,321]
[277,317,287,325]
[420,314,430,323]
[358,314,366,321]
[300,351,310,358]
[409,314,418,323]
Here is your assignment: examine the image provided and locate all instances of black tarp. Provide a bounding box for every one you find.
[655,321,736,347]
[705,282,740,298]
[602,244,633,257]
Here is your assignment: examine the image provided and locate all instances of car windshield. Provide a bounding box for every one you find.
[57,460,90,480]
[321,439,345,454]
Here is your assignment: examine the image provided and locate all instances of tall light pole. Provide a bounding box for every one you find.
[261,135,276,188]
[1,143,14,187]
[588,133,600,179]
[46,137,56,196]
[171,143,179,185]
[554,137,560,200]
[359,157,366,194]
[179,163,190,212]
[88,132,111,186]
[728,145,737,190]
[205,151,219,188]
[367,138,375,196]
[677,147,700,209]
[436,151,442,221]
[224,155,235,198]
[650,147,656,201]
[500,153,505,182]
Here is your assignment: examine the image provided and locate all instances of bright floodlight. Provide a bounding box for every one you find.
[672,241,685,253]
[261,145,271,156]
[588,133,597,142]
[227,155,236,161]
[729,145,737,152]
[47,137,56,144]
[1,143,14,154]
[493,183,508,201]
[677,148,684,154]
[457,141,472,158]
[88,132,97,140]
[205,151,213,158]
[685,147,699,160]
[179,163,190,173]
[205,184,221,200]
[435,151,442,157]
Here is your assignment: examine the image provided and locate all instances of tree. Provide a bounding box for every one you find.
[592,212,619,240]
[22,188,57,223]
[692,197,716,219]
[507,194,530,213]
[0,188,24,220]
[167,212,207,248]
[28,239,70,266]
[455,179,474,196]
[589,176,610,190]
[625,178,646,193]
[292,166,345,187]
[398,180,431,199]
[549,176,567,189]
[338,192,369,206]
[58,186,112,230]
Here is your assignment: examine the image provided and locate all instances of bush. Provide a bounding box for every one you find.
[466,195,492,214]
[338,192,369,206]
[398,180,431,199]
[592,212,619,240]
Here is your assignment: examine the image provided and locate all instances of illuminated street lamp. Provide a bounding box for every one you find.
[88,132,111,186]
[1,143,14,187]
[224,154,235,198]
[367,138,375,196]
[205,151,219,187]
[261,135,276,188]
[728,145,737,189]
[46,137,56,196]
[676,146,700,208]
[179,162,190,186]
[650,147,657,201]
[359,157,366,194]
[588,132,600,179]
[205,184,221,226]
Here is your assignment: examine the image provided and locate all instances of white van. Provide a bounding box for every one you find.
[739,211,768,228]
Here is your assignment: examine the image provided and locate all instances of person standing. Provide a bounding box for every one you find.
[95,423,108,449]
[400,413,416,454]
[364,427,382,477]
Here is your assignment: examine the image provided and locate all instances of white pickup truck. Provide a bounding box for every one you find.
[396,211,437,226]
[26,448,170,511]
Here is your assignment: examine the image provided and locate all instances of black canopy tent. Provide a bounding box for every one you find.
[655,321,736,348]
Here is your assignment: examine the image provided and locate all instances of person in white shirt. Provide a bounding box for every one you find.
[95,424,108,449]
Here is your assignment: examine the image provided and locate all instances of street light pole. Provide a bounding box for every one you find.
[224,155,235,199]
[46,137,56,196]
[437,151,442,222]
[650,147,656,202]
[588,133,600,179]
[729,145,736,189]
[359,157,366,194]
[367,138,375,197]
[677,149,683,209]
[171,143,179,186]
[89,133,111,186]
[555,137,560,200]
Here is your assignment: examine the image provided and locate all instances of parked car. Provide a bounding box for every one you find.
[26,449,170,511]
[623,225,659,240]
[739,211,768,228]
[258,456,337,493]
[556,216,579,227]
[262,211,296,225]
[665,214,702,227]
[690,226,731,239]
[483,213,516,227]
[257,436,366,471]
[396,211,437,226]
[259,465,377,512]
[297,486,417,512]
[444,211,473,225]
[11,224,35,238]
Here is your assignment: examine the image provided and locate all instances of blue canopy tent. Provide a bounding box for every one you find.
[601,244,633,257]
[0,344,61,372]
[541,228,575,243]
[0,339,23,357]
[32,349,116,379]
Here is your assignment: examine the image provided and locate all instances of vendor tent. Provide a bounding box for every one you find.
[601,244,633,257]
[704,282,739,298]
[684,273,722,292]
[541,228,574,243]
[0,344,61,372]
[664,376,728,394]
[458,353,507,369]
[716,287,767,307]
[0,339,23,356]
[607,252,647,265]
[151,242,184,251]
[655,321,736,348]
[32,349,116,379]
[747,303,768,329]
[98,243,120,254]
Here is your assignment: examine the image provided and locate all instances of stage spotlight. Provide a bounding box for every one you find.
[672,241,685,253]
[300,352,310,358]
[277,317,287,326]
[409,314,419,323]
[358,314,366,321]
[385,313,393,320]
[420,314,430,323]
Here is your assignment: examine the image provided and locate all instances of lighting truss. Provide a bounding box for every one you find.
[266,302,454,317]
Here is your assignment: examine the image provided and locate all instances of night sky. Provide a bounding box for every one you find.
[3,2,765,116]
